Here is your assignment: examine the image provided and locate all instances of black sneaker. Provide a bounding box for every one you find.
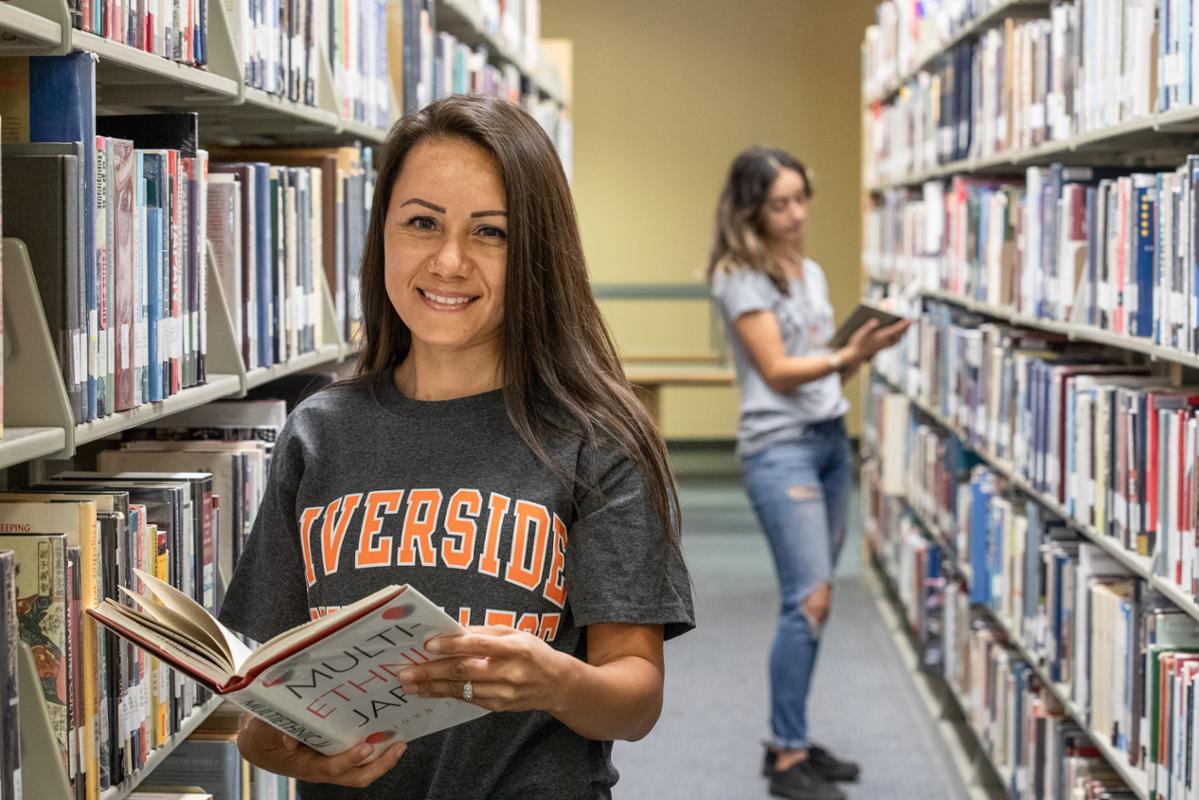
[807,746,860,783]
[763,745,860,783]
[768,759,846,800]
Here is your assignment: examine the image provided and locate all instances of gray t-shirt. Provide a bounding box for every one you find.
[218,374,695,800]
[711,260,849,457]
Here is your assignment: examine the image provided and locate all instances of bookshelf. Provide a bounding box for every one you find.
[0,0,568,797]
[96,697,226,800]
[895,495,1152,799]
[857,1,1199,795]
[864,0,1051,105]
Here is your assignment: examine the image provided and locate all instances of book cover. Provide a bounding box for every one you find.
[0,150,85,422]
[0,534,68,774]
[0,550,19,800]
[90,579,489,758]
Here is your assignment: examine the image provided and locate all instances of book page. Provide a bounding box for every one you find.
[133,568,252,669]
[119,586,232,669]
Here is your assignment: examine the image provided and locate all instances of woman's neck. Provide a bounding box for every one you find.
[394,343,503,401]
[768,242,804,278]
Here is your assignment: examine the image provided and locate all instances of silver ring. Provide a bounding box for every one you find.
[462,680,473,702]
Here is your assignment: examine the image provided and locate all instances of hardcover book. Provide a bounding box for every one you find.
[89,575,488,759]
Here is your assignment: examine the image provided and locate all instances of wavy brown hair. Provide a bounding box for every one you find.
[351,95,680,546]
[706,146,814,294]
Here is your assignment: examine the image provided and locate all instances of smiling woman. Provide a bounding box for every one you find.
[216,95,696,800]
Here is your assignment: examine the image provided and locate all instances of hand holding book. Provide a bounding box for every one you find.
[87,574,489,765]
[237,715,408,789]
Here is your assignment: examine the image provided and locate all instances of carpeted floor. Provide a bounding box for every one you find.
[609,478,971,799]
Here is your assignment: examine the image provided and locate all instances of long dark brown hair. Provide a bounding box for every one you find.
[706,146,814,294]
[352,95,680,546]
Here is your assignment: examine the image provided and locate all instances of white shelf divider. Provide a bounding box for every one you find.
[2,238,78,458]
[0,0,63,52]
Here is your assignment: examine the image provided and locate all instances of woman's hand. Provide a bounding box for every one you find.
[840,318,911,365]
[398,625,574,713]
[237,716,407,788]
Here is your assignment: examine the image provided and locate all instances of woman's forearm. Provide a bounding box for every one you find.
[764,349,859,394]
[550,654,664,742]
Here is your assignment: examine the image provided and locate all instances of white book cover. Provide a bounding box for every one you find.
[90,574,489,760]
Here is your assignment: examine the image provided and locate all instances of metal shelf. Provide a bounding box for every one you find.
[244,343,343,391]
[77,31,240,103]
[0,0,62,51]
[0,427,66,469]
[920,289,1199,369]
[868,108,1199,192]
[340,116,390,144]
[73,374,243,447]
[98,697,224,800]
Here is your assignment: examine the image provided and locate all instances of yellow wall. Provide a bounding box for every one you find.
[542,0,876,439]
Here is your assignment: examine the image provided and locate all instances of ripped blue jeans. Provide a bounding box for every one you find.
[741,416,851,750]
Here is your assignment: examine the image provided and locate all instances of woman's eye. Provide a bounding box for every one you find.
[407,216,437,231]
[477,226,507,240]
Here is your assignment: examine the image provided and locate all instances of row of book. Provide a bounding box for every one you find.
[863,380,1199,797]
[863,1,1169,187]
[129,705,297,799]
[389,0,569,153]
[64,0,561,130]
[70,0,208,65]
[884,303,1199,577]
[5,396,288,800]
[862,0,1013,99]
[861,469,1144,798]
[0,53,380,430]
[864,155,1199,351]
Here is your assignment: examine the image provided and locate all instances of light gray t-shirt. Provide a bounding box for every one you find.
[711,260,849,457]
[218,374,694,800]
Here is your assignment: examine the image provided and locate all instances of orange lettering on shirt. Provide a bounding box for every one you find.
[504,500,550,591]
[515,613,540,636]
[478,493,512,577]
[457,607,472,627]
[441,489,482,570]
[321,493,363,577]
[538,613,561,642]
[484,609,517,628]
[356,490,403,568]
[299,506,323,586]
[543,514,568,608]
[398,489,442,566]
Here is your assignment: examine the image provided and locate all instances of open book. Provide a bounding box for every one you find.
[87,573,489,759]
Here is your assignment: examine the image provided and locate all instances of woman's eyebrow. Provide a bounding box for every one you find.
[470,209,508,218]
[399,198,446,213]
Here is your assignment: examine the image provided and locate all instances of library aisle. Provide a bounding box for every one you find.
[613,478,969,800]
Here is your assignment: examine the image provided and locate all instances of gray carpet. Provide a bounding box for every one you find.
[610,478,970,799]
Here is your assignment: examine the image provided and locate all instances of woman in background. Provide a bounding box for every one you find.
[708,146,908,800]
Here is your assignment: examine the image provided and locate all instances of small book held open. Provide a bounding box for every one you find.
[827,298,910,349]
[87,573,488,759]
